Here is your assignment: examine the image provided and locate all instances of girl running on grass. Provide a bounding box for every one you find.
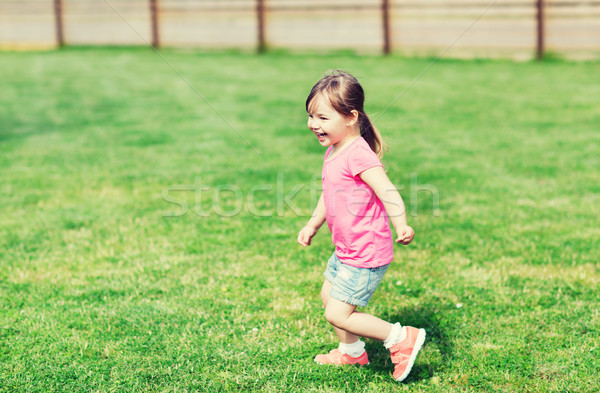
[297,70,425,382]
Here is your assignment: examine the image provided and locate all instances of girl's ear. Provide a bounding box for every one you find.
[347,110,359,127]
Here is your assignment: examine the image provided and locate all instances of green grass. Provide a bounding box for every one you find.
[1,47,599,392]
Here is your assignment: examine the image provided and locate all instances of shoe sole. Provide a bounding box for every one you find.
[395,328,426,382]
[314,358,370,366]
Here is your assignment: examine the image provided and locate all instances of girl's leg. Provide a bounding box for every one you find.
[319,274,425,381]
[320,280,360,344]
[324,297,392,341]
[320,279,392,342]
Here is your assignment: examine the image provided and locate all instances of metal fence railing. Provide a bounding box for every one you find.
[1,0,599,59]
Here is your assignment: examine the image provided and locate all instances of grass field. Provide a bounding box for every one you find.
[0,48,599,392]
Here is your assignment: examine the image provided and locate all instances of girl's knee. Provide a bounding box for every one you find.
[324,307,346,328]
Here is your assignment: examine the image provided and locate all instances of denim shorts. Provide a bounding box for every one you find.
[324,253,390,307]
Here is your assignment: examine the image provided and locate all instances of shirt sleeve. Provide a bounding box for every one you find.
[348,144,383,177]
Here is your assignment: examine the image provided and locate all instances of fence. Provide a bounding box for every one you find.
[1,0,599,59]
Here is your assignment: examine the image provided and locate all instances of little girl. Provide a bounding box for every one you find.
[297,70,425,382]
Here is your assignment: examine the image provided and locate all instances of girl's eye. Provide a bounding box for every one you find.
[320,117,328,120]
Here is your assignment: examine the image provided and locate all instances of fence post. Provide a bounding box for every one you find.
[382,0,391,55]
[150,0,160,48]
[257,0,266,53]
[53,0,64,47]
[536,0,545,60]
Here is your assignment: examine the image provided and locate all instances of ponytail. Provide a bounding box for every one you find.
[358,112,387,159]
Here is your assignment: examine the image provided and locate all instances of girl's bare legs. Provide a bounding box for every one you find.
[320,279,392,343]
[320,280,359,344]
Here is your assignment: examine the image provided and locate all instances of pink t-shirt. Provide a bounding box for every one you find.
[322,137,394,268]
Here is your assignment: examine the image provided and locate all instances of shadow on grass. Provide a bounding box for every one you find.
[365,302,452,383]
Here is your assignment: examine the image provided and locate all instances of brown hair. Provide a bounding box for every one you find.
[306,70,387,158]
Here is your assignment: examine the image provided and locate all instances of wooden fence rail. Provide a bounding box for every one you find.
[1,0,598,59]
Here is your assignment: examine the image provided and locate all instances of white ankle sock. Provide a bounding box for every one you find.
[338,339,365,357]
[383,323,406,349]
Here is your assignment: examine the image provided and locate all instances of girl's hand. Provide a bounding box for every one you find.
[395,226,415,245]
[297,225,318,247]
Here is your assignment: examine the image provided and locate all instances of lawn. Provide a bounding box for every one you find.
[0,47,598,392]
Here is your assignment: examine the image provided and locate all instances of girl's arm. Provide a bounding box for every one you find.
[297,192,326,247]
[359,167,415,245]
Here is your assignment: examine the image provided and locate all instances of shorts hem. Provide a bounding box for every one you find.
[328,290,369,308]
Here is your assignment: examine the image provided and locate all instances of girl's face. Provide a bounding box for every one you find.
[307,93,358,149]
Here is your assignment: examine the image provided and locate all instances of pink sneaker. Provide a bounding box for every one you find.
[314,348,369,366]
[389,327,426,382]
